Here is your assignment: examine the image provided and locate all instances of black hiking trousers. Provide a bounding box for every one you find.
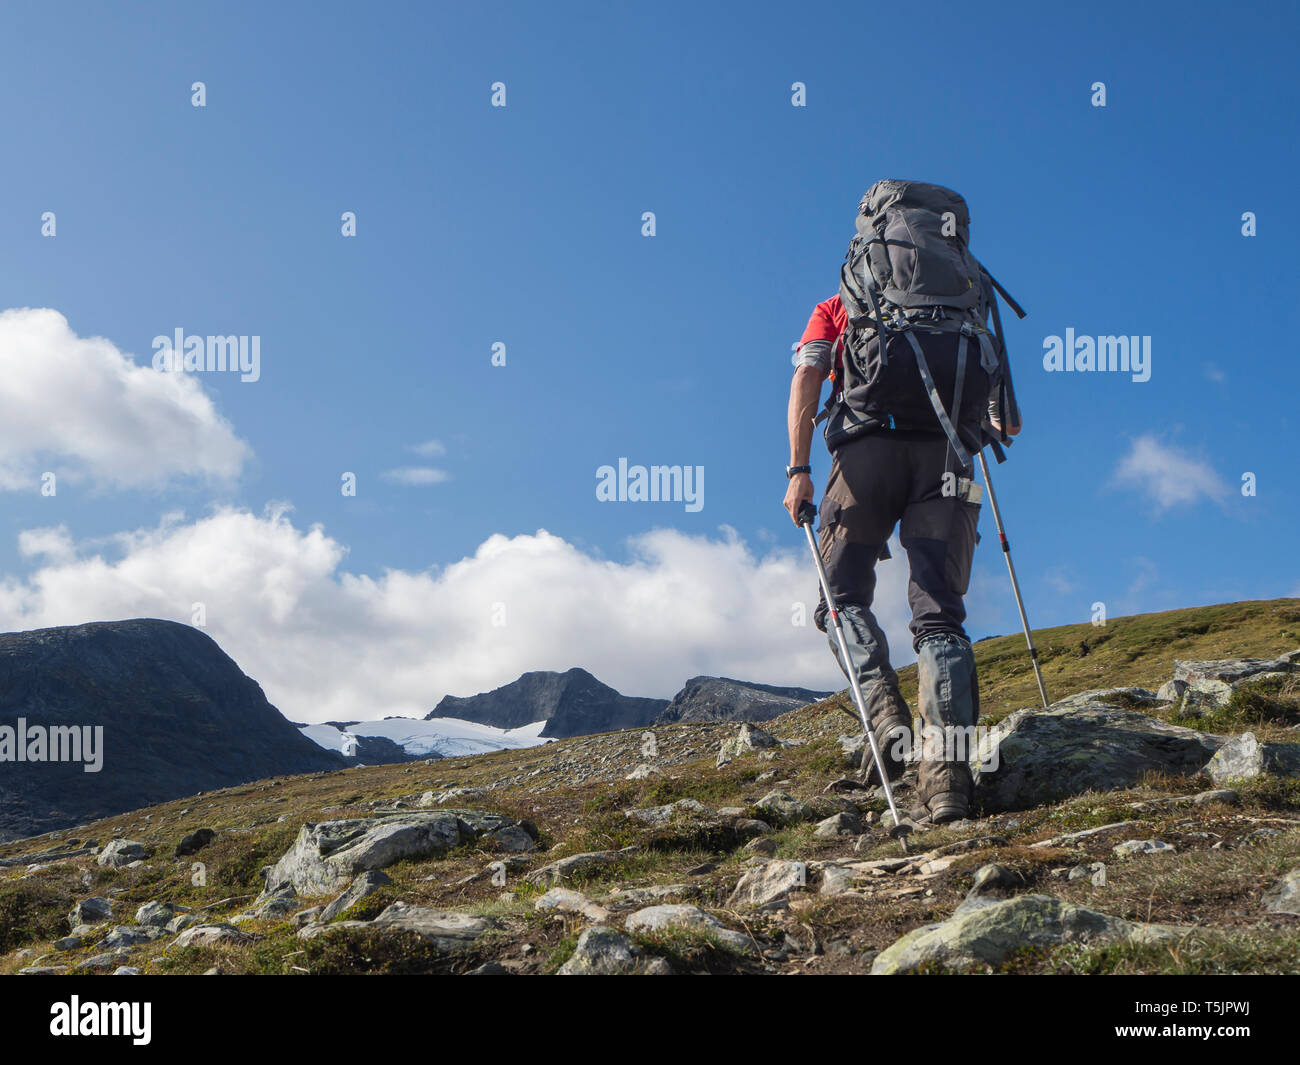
[813,430,980,648]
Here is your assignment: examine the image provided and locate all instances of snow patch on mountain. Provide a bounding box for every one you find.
[300,717,550,760]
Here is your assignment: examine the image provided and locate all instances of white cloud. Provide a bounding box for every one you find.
[381,466,450,486]
[0,308,252,490]
[407,440,446,457]
[1113,435,1230,510]
[0,509,929,724]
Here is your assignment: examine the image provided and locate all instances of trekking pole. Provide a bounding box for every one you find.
[976,450,1050,710]
[797,502,913,852]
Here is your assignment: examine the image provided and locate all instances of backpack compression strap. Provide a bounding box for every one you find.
[903,330,973,469]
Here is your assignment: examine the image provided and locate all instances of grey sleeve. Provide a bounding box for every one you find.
[795,338,833,373]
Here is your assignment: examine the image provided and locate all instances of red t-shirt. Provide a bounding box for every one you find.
[798,295,847,378]
[798,295,847,348]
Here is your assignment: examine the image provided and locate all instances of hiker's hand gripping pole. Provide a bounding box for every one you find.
[797,503,911,850]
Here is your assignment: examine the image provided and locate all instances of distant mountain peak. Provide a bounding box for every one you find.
[427,668,667,738]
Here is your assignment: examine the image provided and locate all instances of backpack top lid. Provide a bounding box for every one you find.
[857,179,971,239]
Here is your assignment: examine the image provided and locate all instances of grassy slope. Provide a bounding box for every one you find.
[1,597,1299,975]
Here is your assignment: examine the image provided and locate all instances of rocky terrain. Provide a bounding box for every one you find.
[2,598,1299,976]
[428,668,669,738]
[654,677,832,725]
[0,620,342,841]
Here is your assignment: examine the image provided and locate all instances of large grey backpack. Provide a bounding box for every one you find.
[826,179,1026,464]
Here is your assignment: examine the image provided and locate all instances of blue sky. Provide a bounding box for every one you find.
[0,0,1295,717]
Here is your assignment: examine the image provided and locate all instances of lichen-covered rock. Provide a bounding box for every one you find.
[1112,839,1176,857]
[525,847,639,888]
[1263,869,1300,916]
[717,722,781,767]
[171,923,254,948]
[624,904,758,956]
[728,859,808,908]
[134,901,180,928]
[625,798,713,826]
[320,870,392,922]
[1206,732,1300,785]
[973,704,1224,811]
[754,791,815,826]
[1173,653,1297,686]
[813,811,861,838]
[534,888,611,923]
[264,810,531,895]
[68,897,113,928]
[97,840,149,867]
[871,895,1183,974]
[369,902,497,951]
[558,925,671,975]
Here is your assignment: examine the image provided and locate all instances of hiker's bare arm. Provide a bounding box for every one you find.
[784,363,827,523]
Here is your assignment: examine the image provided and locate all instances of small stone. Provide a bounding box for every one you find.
[727,859,808,908]
[625,763,662,780]
[813,811,862,838]
[1113,839,1176,857]
[1263,869,1300,916]
[174,829,216,857]
[68,897,114,929]
[754,791,815,826]
[820,867,855,896]
[96,840,149,868]
[534,888,611,923]
[1192,789,1239,806]
[134,901,180,928]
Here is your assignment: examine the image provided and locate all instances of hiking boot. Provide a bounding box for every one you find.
[857,684,912,785]
[926,790,970,824]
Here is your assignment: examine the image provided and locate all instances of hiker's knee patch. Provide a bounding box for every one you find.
[902,499,981,596]
[818,497,882,604]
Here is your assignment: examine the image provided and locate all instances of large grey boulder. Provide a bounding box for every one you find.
[1206,733,1300,784]
[1263,869,1300,916]
[558,925,670,975]
[320,870,392,922]
[973,704,1224,811]
[624,904,758,956]
[265,810,529,895]
[369,902,497,951]
[871,894,1183,974]
[97,840,149,867]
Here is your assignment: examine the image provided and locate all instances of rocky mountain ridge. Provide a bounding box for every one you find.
[0,619,342,841]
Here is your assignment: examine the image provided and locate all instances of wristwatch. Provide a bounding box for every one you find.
[785,464,812,479]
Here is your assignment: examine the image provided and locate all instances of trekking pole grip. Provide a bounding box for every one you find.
[797,501,817,527]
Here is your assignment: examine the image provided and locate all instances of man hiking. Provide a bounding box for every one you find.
[783,179,1022,825]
